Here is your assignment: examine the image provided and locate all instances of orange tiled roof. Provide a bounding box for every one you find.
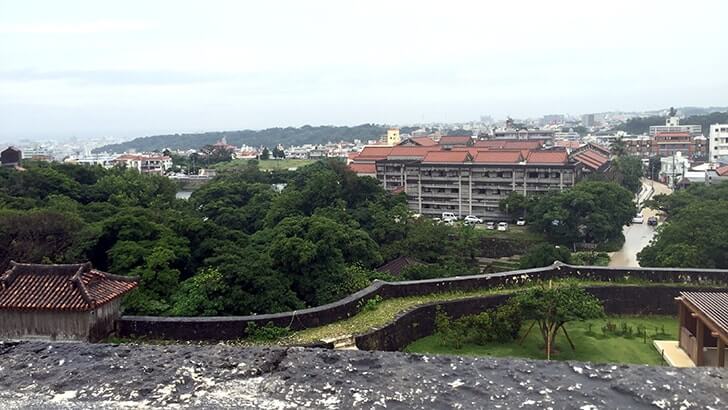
[407,136,438,146]
[0,262,138,311]
[348,163,377,174]
[439,136,472,146]
[422,151,472,163]
[388,146,441,158]
[473,151,523,164]
[716,165,728,176]
[572,149,609,170]
[526,151,569,164]
[654,132,691,137]
[357,146,394,160]
[475,140,543,150]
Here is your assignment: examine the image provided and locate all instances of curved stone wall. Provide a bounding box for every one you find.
[354,285,722,351]
[117,264,728,341]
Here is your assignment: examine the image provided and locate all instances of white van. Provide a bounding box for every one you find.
[442,212,457,222]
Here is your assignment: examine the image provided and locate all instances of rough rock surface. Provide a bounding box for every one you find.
[0,341,726,409]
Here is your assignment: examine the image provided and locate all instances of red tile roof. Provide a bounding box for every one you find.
[439,136,472,146]
[572,149,609,170]
[357,146,393,160]
[0,262,138,311]
[526,151,569,164]
[406,136,438,146]
[716,165,728,176]
[348,163,377,174]
[475,140,542,150]
[654,132,691,137]
[422,151,472,163]
[473,151,523,164]
[387,146,441,158]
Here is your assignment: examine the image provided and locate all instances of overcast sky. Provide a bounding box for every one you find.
[1,0,727,141]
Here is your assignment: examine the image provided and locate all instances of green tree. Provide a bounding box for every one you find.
[519,244,572,269]
[260,148,271,160]
[512,283,604,360]
[529,181,634,246]
[499,192,532,219]
[610,138,627,157]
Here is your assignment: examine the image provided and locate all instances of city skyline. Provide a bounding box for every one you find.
[2,0,727,141]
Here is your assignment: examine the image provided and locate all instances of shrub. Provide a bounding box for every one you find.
[245,322,291,341]
[358,295,383,312]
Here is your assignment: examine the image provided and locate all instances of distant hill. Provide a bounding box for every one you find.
[94,124,388,153]
[615,111,728,135]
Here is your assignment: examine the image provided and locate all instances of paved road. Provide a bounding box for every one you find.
[609,179,672,267]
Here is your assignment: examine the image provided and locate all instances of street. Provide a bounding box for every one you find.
[608,179,672,267]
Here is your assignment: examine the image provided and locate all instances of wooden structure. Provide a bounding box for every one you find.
[0,262,138,341]
[676,292,728,367]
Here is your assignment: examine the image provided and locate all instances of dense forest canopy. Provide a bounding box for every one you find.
[94,124,388,153]
[615,111,728,135]
[639,182,728,268]
[0,158,644,316]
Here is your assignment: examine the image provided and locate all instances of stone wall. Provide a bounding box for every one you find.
[118,264,728,341]
[355,285,718,351]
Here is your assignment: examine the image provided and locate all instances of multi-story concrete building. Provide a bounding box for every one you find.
[649,115,702,137]
[709,123,728,163]
[112,154,172,175]
[350,142,582,221]
[385,128,401,145]
[651,132,707,160]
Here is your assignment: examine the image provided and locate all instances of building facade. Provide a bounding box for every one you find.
[353,143,580,221]
[649,115,702,137]
[709,123,728,163]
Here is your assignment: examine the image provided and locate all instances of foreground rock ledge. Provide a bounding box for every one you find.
[0,341,725,409]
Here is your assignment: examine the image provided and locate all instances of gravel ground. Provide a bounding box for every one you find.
[0,340,726,409]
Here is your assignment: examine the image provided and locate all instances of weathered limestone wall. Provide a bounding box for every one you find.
[0,341,726,408]
[118,264,728,341]
[355,285,718,351]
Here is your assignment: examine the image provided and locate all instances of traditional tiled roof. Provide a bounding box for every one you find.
[713,165,728,176]
[406,136,438,146]
[474,140,542,150]
[439,136,472,146]
[572,149,609,171]
[654,132,691,137]
[422,151,472,164]
[0,262,138,311]
[473,151,523,164]
[357,146,394,161]
[387,146,441,159]
[377,256,424,276]
[526,151,569,164]
[348,163,377,174]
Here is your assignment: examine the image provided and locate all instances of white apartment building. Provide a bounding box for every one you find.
[709,123,728,163]
[660,151,690,188]
[649,115,702,137]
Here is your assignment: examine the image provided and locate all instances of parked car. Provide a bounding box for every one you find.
[647,216,658,226]
[486,222,495,230]
[516,218,526,226]
[632,213,644,224]
[463,215,483,225]
[497,222,509,231]
[441,212,457,222]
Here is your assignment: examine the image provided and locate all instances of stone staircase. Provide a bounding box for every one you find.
[323,334,358,350]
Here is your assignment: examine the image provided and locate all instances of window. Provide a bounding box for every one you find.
[528,172,539,178]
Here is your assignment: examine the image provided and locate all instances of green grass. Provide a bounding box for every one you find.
[274,281,697,346]
[404,315,676,365]
[214,158,317,171]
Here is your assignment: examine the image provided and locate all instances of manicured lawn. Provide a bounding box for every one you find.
[404,315,677,365]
